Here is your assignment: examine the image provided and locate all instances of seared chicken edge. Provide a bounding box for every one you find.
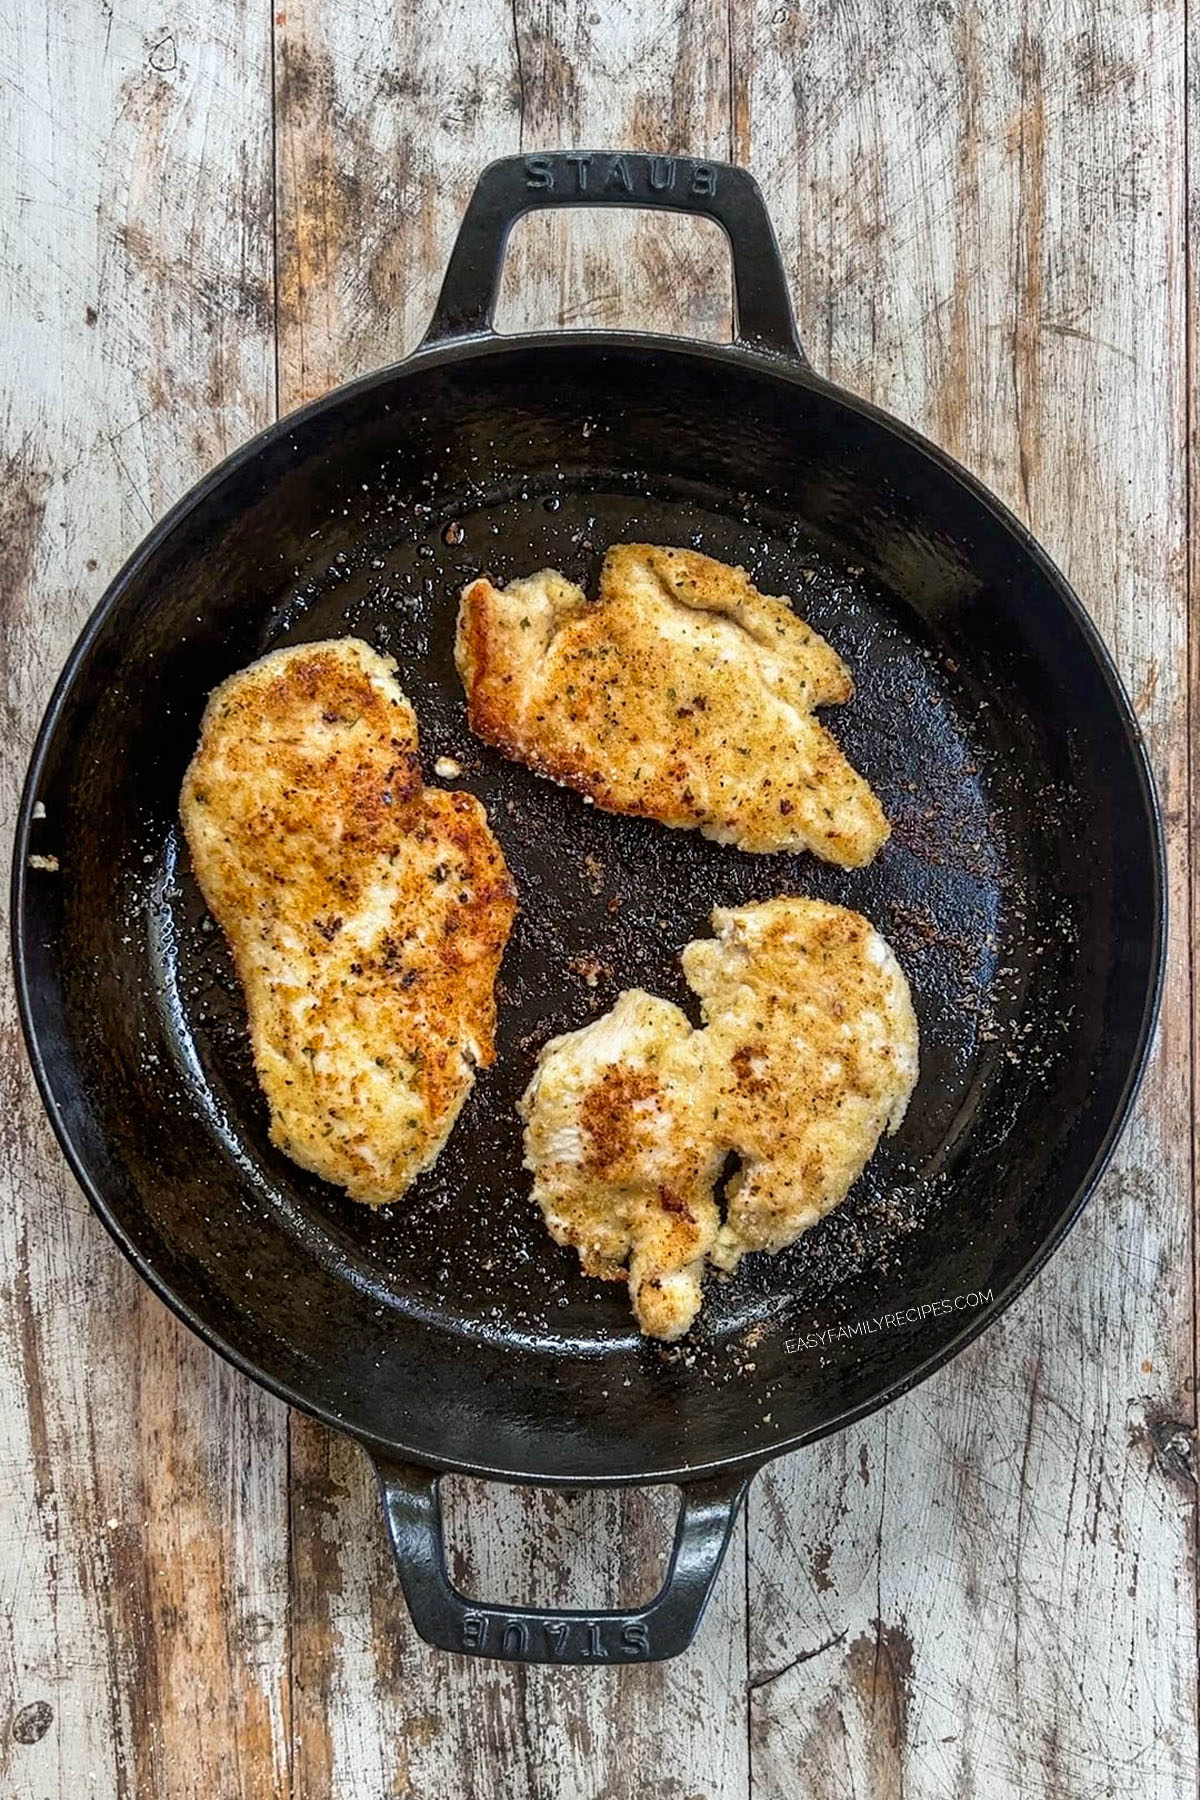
[181,637,518,1205]
[520,898,918,1340]
[457,544,890,866]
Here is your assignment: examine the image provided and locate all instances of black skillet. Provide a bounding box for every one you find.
[12,153,1164,1663]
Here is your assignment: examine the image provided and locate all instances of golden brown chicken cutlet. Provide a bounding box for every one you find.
[457,544,889,865]
[180,638,517,1203]
[521,898,918,1339]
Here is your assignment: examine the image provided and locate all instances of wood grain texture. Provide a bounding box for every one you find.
[276,5,749,1795]
[734,2,1197,1795]
[495,0,733,341]
[274,0,519,404]
[0,2,289,1796]
[1191,0,1200,1782]
[3,0,1197,1794]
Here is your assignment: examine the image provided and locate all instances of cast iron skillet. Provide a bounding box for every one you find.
[13,153,1165,1664]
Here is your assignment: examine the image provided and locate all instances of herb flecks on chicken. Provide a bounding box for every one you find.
[457,544,889,865]
[521,899,918,1340]
[181,639,517,1204]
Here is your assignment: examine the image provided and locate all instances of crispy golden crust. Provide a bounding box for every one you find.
[457,544,889,865]
[686,898,919,1267]
[519,990,724,1341]
[520,899,918,1339]
[180,638,517,1204]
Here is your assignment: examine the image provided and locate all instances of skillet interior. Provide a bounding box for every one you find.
[15,338,1162,1482]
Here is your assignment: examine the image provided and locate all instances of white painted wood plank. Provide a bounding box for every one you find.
[291,1436,748,1800]
[0,2,289,1795]
[276,3,748,1795]
[274,0,520,402]
[495,0,734,343]
[735,2,1195,1794]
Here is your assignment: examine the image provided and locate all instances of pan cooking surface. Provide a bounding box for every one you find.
[18,337,1159,1474]
[150,478,1073,1362]
[14,154,1158,1644]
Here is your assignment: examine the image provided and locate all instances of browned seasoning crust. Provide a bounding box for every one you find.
[180,638,517,1203]
[519,990,724,1340]
[521,899,919,1339]
[457,544,890,866]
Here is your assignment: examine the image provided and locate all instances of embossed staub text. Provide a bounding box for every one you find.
[523,152,718,199]
[460,1609,652,1660]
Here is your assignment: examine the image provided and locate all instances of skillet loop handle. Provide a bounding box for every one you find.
[373,1457,752,1664]
[421,151,806,363]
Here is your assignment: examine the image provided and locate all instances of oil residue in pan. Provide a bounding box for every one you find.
[157,475,1077,1362]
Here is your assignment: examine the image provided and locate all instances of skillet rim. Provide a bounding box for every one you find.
[10,327,1167,1487]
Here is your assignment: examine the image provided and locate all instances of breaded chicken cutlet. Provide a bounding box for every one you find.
[180,638,517,1203]
[457,544,889,866]
[521,898,918,1339]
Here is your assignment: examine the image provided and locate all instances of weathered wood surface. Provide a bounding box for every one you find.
[1,1,1195,1797]
[276,10,748,1797]
[0,3,292,1798]
[738,4,1197,1797]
